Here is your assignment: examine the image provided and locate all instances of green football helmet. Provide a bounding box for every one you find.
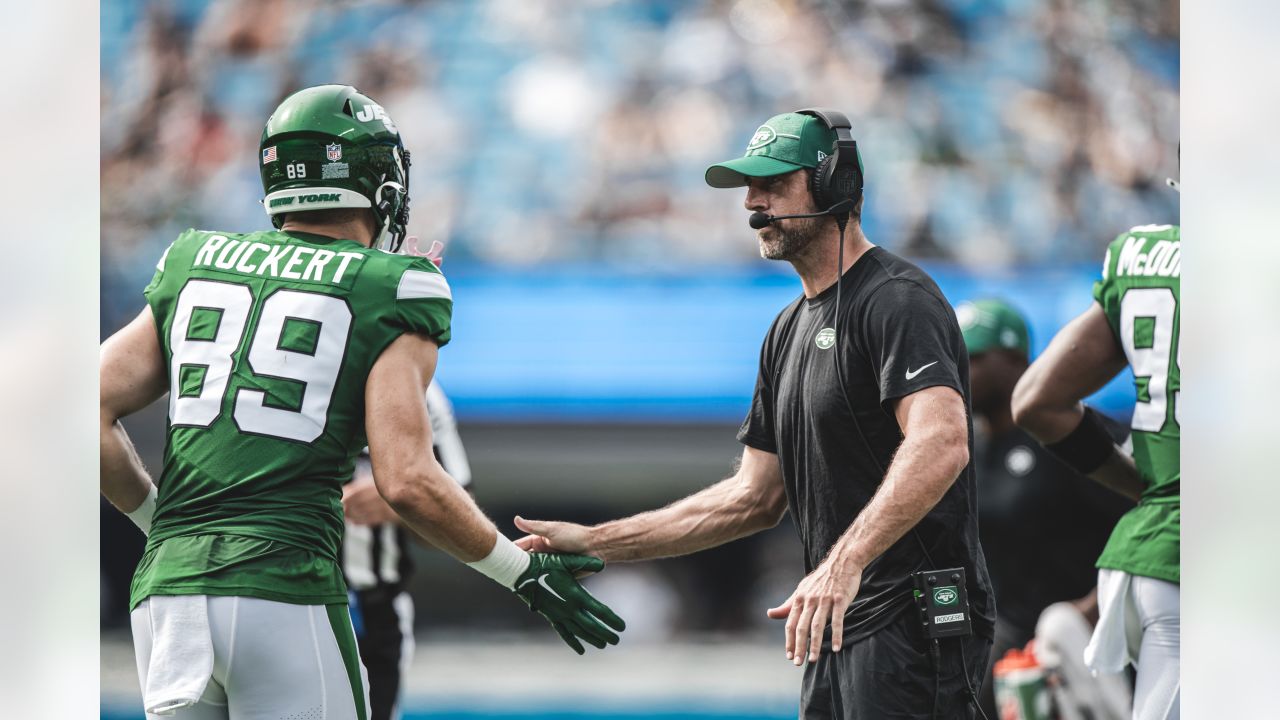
[259,85,411,251]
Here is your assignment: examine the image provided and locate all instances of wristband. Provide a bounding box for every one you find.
[125,484,158,536]
[466,533,531,589]
[1044,407,1114,475]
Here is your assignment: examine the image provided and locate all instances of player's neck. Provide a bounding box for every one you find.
[792,226,874,298]
[281,219,376,248]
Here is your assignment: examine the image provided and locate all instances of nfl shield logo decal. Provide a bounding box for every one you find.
[326,143,342,162]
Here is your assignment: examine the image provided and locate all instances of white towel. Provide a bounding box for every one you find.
[143,595,215,715]
[1037,601,1132,720]
[1085,569,1143,676]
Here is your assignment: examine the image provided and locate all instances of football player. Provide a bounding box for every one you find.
[100,85,623,720]
[1013,222,1181,718]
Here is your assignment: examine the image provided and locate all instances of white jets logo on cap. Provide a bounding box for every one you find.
[747,125,777,150]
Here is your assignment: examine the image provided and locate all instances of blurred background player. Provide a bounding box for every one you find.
[343,380,472,720]
[1013,222,1181,719]
[100,84,623,719]
[958,298,1132,718]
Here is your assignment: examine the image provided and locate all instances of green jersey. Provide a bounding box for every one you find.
[130,228,452,609]
[1092,224,1180,583]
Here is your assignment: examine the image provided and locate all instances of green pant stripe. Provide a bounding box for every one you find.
[326,603,368,720]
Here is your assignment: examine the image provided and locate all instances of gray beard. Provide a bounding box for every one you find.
[759,215,824,261]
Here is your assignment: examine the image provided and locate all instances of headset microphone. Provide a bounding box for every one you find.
[747,200,855,230]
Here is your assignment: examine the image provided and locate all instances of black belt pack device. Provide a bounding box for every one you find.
[912,567,973,639]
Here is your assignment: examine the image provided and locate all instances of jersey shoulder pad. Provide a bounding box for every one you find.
[145,228,211,299]
[371,254,453,346]
[390,255,452,303]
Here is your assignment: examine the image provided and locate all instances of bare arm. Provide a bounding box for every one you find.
[343,469,477,547]
[769,384,969,664]
[100,307,168,514]
[1011,303,1143,501]
[833,385,970,572]
[514,444,788,564]
[364,332,497,562]
[367,333,626,653]
[345,384,476,536]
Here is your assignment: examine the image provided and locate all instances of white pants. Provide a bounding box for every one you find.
[1086,570,1180,720]
[131,595,371,720]
[1036,601,1132,720]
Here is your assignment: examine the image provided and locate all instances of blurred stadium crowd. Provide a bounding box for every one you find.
[101,0,1179,334]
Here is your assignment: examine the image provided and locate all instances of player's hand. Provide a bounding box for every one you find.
[513,553,626,654]
[767,560,863,666]
[342,476,400,526]
[513,516,598,559]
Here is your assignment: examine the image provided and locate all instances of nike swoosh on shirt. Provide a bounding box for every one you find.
[905,361,939,380]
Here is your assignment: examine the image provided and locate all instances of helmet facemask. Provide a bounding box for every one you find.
[373,146,411,253]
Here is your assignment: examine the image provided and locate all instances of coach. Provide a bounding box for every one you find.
[516,110,994,718]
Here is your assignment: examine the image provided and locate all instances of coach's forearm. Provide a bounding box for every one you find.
[100,412,155,513]
[826,432,966,573]
[589,475,784,563]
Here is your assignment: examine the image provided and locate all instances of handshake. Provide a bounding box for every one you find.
[510,552,625,655]
[488,515,623,655]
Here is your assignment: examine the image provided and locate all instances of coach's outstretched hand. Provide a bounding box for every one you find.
[513,516,596,556]
[514,553,625,654]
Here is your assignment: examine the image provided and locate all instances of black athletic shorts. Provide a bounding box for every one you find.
[801,608,992,719]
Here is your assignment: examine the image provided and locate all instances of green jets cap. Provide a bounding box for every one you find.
[705,112,863,188]
[956,299,1031,357]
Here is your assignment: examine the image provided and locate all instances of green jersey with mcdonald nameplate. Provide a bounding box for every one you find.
[130,228,452,610]
[1092,224,1180,583]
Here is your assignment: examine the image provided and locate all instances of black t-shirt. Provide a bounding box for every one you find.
[738,246,994,643]
[977,426,1131,637]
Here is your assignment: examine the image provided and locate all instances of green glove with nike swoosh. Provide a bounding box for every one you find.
[513,553,626,654]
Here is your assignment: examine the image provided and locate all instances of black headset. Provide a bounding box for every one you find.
[796,107,864,219]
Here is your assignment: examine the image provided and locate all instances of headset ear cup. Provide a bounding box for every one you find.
[833,165,861,206]
[811,155,835,210]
